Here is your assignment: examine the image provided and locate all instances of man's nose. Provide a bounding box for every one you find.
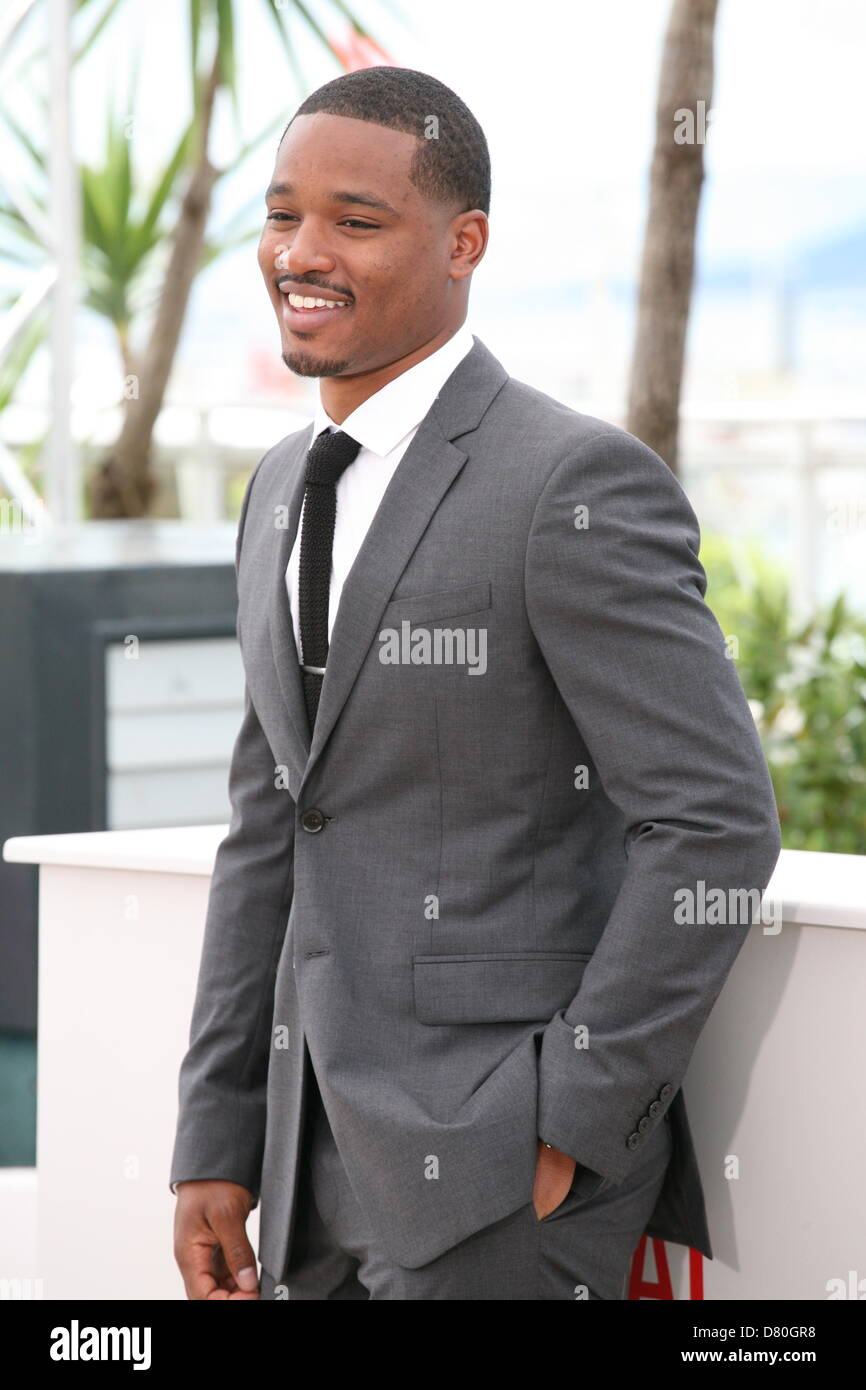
[274,222,334,273]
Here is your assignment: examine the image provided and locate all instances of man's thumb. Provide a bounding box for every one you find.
[210,1211,258,1291]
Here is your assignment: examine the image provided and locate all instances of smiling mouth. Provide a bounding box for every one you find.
[277,284,353,330]
[284,291,352,311]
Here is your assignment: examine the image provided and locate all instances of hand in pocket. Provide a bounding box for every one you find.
[532,1139,577,1220]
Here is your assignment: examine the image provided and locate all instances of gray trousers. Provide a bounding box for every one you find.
[259,1066,673,1301]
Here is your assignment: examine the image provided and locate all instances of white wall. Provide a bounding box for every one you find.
[2,832,864,1300]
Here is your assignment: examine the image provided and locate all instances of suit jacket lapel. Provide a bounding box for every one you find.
[267,422,314,785]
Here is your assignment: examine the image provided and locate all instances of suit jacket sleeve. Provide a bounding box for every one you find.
[524,427,781,1184]
[169,456,295,1203]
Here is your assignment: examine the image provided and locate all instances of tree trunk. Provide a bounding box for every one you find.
[625,0,718,475]
[88,53,221,518]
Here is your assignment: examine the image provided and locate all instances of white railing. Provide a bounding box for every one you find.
[2,402,864,617]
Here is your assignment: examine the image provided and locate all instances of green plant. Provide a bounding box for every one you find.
[702,533,866,854]
[0,0,392,517]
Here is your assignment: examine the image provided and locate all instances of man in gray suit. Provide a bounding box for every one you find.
[171,67,781,1301]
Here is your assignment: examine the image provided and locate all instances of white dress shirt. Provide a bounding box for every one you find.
[286,322,475,662]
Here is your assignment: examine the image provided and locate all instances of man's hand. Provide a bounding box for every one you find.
[532,1139,577,1221]
[173,1180,260,1299]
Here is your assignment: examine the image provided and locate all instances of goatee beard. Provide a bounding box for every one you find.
[282,349,351,377]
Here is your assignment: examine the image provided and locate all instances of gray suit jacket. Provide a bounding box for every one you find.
[170,335,781,1273]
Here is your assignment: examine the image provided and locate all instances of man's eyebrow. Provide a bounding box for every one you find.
[265,182,399,215]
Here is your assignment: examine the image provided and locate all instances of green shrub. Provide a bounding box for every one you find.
[702,534,866,854]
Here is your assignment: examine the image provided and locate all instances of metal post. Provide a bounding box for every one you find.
[46,0,80,521]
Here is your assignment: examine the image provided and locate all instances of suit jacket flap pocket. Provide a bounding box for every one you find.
[413,951,592,1025]
[381,580,491,627]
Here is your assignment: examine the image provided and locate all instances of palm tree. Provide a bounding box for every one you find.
[626,0,719,475]
[87,0,391,517]
[1,65,284,514]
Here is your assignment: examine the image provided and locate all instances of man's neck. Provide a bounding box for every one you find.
[319,322,465,425]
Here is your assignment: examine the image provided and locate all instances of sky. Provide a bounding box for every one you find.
[1,0,864,610]
[62,0,866,270]
[4,0,866,410]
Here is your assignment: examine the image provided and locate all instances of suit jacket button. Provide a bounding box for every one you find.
[627,1132,640,1149]
[301,808,325,832]
[659,1083,674,1102]
[649,1100,663,1117]
[638,1115,651,1133]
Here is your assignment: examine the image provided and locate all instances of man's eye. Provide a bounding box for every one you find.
[265,213,377,229]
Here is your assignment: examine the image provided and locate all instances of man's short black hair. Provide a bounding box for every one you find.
[281,66,490,217]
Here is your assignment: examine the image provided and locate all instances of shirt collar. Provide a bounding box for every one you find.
[311,322,475,457]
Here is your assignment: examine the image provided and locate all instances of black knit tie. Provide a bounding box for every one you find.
[298,426,362,732]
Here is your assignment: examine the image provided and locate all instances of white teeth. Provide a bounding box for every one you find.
[287,292,350,309]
